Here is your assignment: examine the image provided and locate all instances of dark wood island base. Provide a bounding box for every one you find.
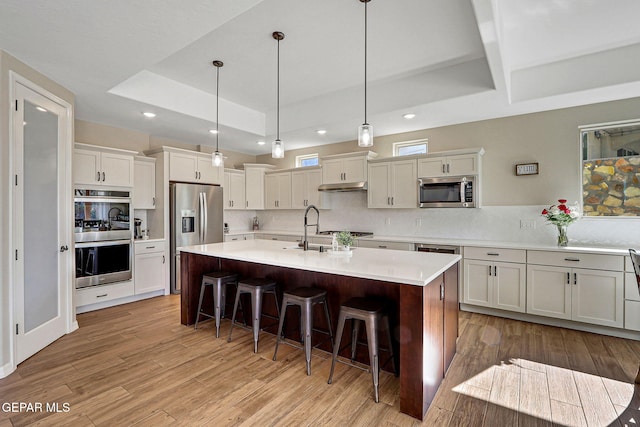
[180,251,458,420]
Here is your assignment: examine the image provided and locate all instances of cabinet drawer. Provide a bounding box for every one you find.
[76,281,134,306]
[135,240,166,255]
[464,247,526,263]
[357,239,413,251]
[527,250,624,271]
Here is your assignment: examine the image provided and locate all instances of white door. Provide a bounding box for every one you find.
[100,152,133,187]
[390,160,418,208]
[463,259,492,307]
[572,268,624,328]
[13,78,73,364]
[493,262,526,313]
[367,163,390,208]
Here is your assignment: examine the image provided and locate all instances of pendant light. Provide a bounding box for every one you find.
[358,0,373,147]
[211,60,224,167]
[272,31,285,159]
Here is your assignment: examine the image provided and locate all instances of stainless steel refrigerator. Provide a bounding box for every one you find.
[170,182,223,294]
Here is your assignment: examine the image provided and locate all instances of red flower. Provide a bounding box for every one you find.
[541,209,548,214]
[558,199,567,204]
[558,204,567,211]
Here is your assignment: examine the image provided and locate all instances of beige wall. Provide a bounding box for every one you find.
[75,120,149,153]
[1,50,75,374]
[257,97,640,206]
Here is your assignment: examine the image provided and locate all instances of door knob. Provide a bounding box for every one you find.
[60,245,69,252]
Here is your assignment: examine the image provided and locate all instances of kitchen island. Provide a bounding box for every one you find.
[178,239,460,420]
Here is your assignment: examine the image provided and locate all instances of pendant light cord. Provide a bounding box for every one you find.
[276,37,280,140]
[215,64,220,152]
[364,0,368,125]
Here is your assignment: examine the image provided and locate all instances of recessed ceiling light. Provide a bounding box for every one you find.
[403,113,416,119]
[316,129,327,135]
[36,106,47,113]
[257,141,266,145]
[142,112,156,118]
[209,129,218,134]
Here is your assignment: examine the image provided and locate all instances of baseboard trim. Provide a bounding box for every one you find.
[0,362,16,379]
[460,303,640,341]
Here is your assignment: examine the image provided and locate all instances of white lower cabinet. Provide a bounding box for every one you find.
[463,247,526,313]
[76,281,134,307]
[134,241,166,295]
[526,250,624,328]
[357,239,414,251]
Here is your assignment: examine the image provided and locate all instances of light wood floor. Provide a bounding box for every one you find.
[2,295,640,426]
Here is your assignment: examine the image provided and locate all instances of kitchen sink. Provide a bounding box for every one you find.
[283,244,329,252]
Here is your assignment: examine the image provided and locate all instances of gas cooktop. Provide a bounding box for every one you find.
[316,230,373,237]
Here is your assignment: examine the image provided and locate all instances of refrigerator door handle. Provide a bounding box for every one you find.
[198,192,205,242]
[202,192,208,242]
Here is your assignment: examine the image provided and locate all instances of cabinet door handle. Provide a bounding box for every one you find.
[162,255,165,264]
[96,171,101,182]
[486,252,500,256]
[152,197,156,206]
[574,273,577,285]
[567,272,570,284]
[494,266,497,276]
[102,172,106,182]
[489,265,492,276]
[440,284,444,300]
[391,197,394,205]
[442,164,446,173]
[447,163,450,173]
[196,171,198,180]
[564,257,580,262]
[387,197,390,205]
[246,201,248,208]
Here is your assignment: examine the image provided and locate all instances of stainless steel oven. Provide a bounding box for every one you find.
[418,176,477,208]
[75,240,132,288]
[74,189,133,288]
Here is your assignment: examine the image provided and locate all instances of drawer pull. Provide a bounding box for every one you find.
[96,294,108,298]
[486,252,500,256]
[378,245,388,248]
[145,246,156,249]
[564,257,580,262]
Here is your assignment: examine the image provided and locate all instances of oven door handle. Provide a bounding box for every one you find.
[75,239,132,248]
[460,181,466,204]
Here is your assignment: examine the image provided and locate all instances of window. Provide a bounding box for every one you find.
[580,121,640,217]
[393,139,428,156]
[296,153,319,167]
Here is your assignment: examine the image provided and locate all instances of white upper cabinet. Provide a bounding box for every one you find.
[134,157,156,209]
[168,150,222,185]
[367,159,417,208]
[244,164,276,210]
[224,169,246,210]
[417,149,483,178]
[291,167,323,209]
[265,171,292,209]
[320,151,377,184]
[74,144,135,187]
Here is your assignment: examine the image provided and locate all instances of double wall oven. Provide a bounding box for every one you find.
[74,189,132,289]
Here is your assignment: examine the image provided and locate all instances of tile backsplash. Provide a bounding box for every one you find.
[225,192,640,248]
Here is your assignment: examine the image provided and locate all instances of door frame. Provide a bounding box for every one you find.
[7,71,77,373]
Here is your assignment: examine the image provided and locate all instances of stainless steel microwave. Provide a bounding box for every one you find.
[418,176,477,208]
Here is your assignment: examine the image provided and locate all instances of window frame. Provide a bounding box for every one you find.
[295,153,319,168]
[392,138,428,157]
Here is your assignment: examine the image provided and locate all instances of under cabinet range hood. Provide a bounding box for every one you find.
[317,181,368,192]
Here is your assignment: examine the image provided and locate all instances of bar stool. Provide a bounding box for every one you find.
[272,287,334,375]
[327,297,397,403]
[228,278,280,353]
[194,271,239,337]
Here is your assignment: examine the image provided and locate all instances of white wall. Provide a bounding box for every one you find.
[0,50,75,375]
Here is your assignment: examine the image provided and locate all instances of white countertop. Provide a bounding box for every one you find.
[178,239,460,287]
[224,230,630,256]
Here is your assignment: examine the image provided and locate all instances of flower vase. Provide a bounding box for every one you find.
[556,225,568,247]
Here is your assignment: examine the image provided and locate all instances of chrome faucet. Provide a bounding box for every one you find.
[303,205,319,251]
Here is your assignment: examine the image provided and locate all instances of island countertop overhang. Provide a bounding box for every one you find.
[178,239,460,287]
